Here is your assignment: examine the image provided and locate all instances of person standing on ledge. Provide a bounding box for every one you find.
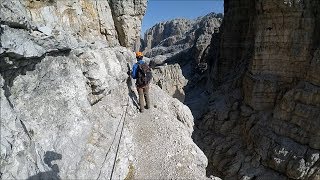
[131,52,152,113]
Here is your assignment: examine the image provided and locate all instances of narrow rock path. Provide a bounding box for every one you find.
[131,109,172,178]
[125,85,209,179]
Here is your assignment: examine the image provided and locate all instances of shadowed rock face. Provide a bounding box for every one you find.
[195,0,320,179]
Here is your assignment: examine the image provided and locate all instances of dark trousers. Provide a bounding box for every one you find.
[137,85,150,112]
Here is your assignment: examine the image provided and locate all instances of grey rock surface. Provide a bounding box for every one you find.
[152,64,188,102]
[1,47,134,179]
[127,85,209,179]
[142,13,222,120]
[109,0,147,48]
[142,12,222,65]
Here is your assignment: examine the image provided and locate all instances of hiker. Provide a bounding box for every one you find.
[131,52,152,113]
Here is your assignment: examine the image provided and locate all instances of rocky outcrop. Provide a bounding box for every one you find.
[196,0,320,179]
[0,0,146,49]
[152,64,188,102]
[142,13,222,113]
[0,0,209,179]
[143,12,222,64]
[143,18,194,51]
[0,44,134,179]
[108,0,147,48]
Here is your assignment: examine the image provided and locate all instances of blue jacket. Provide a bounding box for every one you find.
[131,59,145,79]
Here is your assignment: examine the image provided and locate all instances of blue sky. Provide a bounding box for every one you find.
[141,0,224,34]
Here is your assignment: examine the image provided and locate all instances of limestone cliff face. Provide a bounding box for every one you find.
[0,1,209,179]
[152,64,188,102]
[143,18,195,52]
[0,1,146,179]
[108,0,147,48]
[197,0,320,179]
[143,13,221,109]
[0,0,146,49]
[143,13,222,63]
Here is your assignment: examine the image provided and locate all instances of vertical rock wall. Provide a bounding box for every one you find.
[0,0,147,179]
[199,0,320,179]
[108,0,147,48]
[244,0,320,110]
[215,0,255,83]
[0,0,146,48]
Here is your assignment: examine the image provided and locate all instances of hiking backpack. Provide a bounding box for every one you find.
[136,63,152,87]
